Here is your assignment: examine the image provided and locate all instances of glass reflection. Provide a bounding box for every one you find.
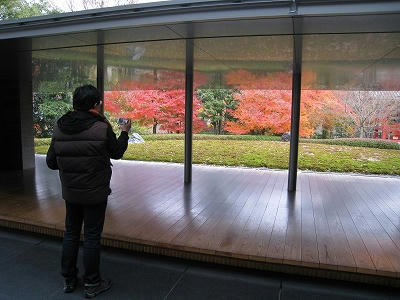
[192,36,293,169]
[104,40,194,137]
[299,33,400,175]
[302,33,400,91]
[32,47,97,138]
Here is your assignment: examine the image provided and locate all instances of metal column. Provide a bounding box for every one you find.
[97,31,105,114]
[184,39,194,184]
[288,31,303,192]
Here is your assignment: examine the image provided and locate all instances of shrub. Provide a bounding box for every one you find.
[141,134,281,141]
[33,92,72,138]
[300,138,400,150]
[36,135,399,150]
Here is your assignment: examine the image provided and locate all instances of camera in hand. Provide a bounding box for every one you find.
[117,118,130,125]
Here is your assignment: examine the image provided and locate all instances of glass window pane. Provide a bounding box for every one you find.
[104,40,186,162]
[299,33,400,175]
[32,47,97,138]
[192,36,293,170]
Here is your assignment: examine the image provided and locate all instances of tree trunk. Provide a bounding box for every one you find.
[218,121,222,135]
[153,120,157,134]
[322,126,328,139]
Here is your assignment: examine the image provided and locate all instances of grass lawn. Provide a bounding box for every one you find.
[35,139,400,175]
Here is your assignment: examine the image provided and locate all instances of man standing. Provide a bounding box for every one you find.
[46,85,131,298]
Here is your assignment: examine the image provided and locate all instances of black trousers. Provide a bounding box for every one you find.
[61,201,107,284]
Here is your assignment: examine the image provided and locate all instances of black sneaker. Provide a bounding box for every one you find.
[63,277,78,293]
[84,279,112,299]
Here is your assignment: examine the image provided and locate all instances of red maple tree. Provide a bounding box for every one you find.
[104,70,208,133]
[224,70,345,137]
[224,90,291,135]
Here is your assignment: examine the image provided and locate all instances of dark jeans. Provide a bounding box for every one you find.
[61,201,107,284]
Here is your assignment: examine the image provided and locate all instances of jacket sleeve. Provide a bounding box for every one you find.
[107,125,129,159]
[46,138,59,170]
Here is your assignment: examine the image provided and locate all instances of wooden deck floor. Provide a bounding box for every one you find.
[1,155,400,284]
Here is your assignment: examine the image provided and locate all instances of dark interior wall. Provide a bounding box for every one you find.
[0,38,34,170]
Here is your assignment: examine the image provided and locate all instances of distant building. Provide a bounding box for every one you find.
[374,124,400,141]
[374,112,400,140]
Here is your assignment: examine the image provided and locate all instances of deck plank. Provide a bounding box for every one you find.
[260,172,287,261]
[216,170,270,257]
[156,168,243,246]
[308,173,338,269]
[318,174,357,272]
[233,172,274,257]
[326,175,379,274]
[339,176,397,275]
[299,173,319,268]
[283,180,302,266]
[1,155,400,280]
[186,169,256,253]
[243,171,280,260]
[352,178,400,276]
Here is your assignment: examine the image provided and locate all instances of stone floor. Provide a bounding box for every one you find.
[0,227,398,300]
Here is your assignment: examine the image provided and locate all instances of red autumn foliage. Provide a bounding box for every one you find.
[300,90,346,137]
[105,68,347,137]
[224,70,345,137]
[225,89,345,137]
[105,89,206,133]
[104,70,208,133]
[224,90,291,135]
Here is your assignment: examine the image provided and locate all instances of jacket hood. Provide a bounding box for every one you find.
[57,111,103,134]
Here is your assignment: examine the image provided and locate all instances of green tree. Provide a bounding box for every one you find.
[33,98,72,137]
[33,80,73,138]
[32,51,97,137]
[197,89,238,135]
[32,65,96,137]
[0,0,59,20]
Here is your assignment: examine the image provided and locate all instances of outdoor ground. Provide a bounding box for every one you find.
[0,227,398,300]
[35,138,400,175]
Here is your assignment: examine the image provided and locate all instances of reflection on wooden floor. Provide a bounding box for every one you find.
[1,155,400,283]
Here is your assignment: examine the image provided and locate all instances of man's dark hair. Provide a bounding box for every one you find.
[73,85,101,111]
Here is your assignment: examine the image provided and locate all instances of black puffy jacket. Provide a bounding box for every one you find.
[46,110,129,205]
